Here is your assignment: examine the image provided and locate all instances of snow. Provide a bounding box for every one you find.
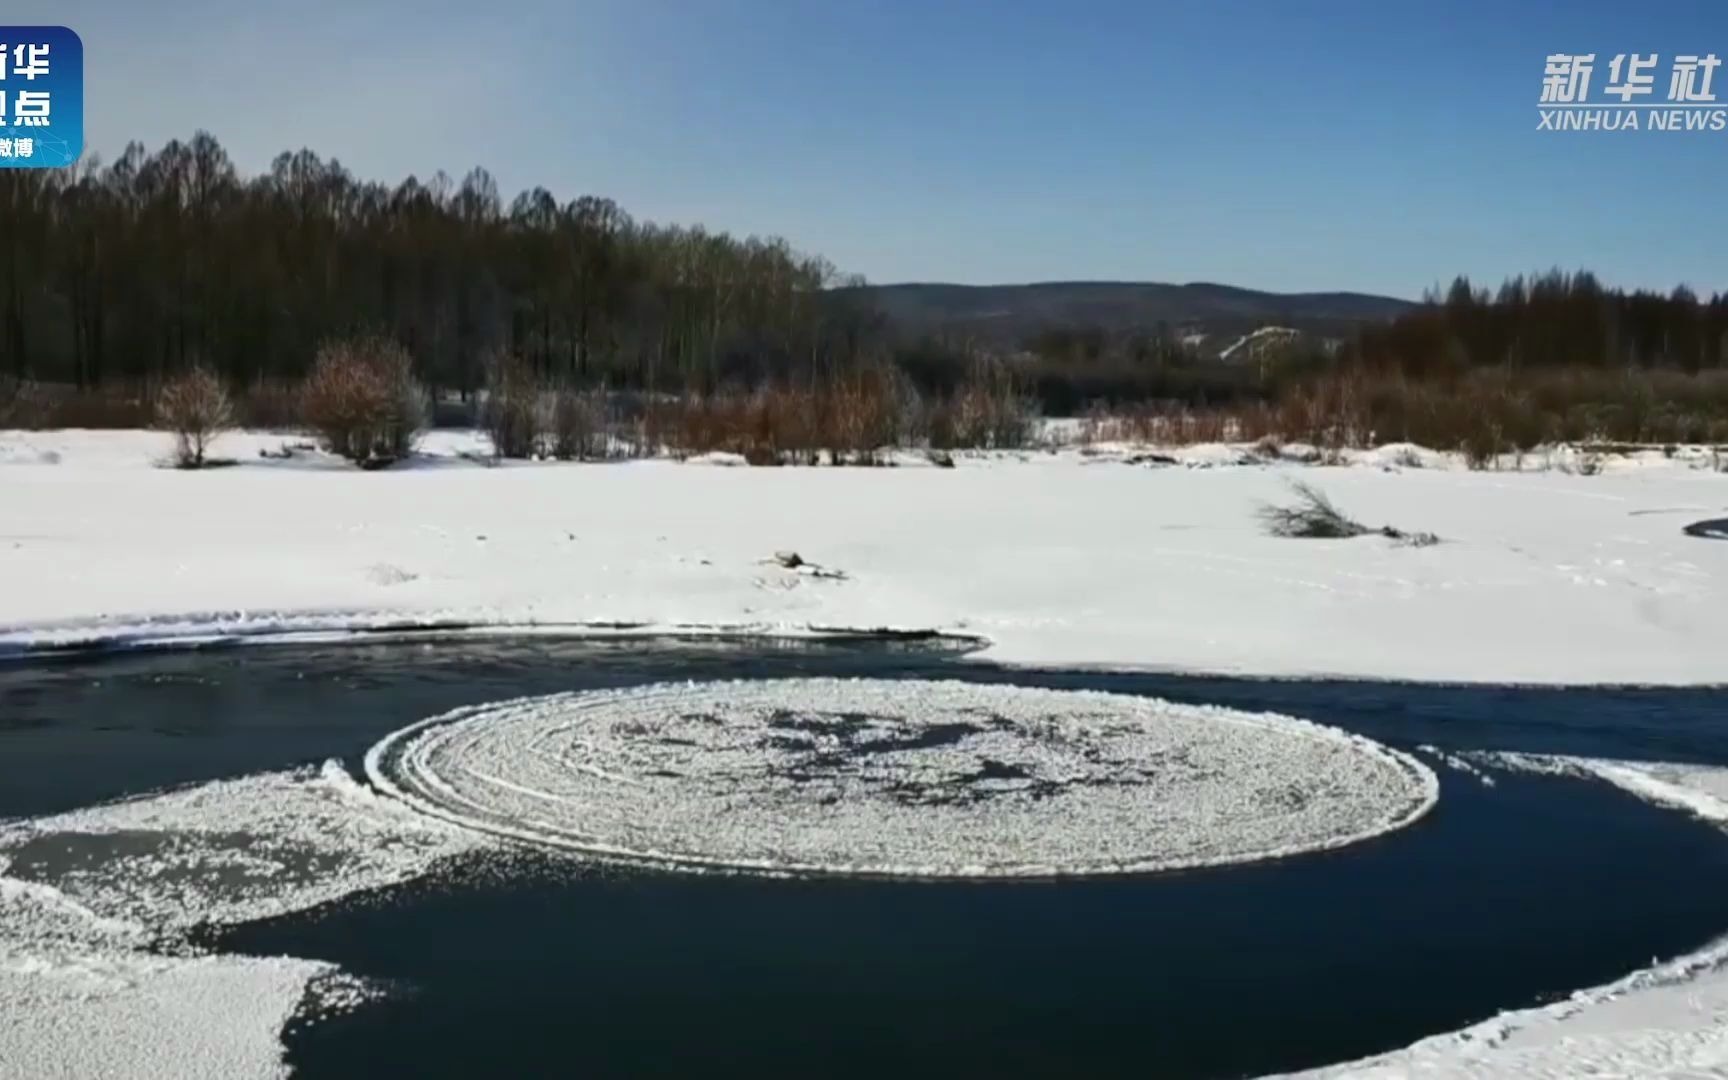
[1218,325,1299,362]
[365,679,1436,878]
[0,760,486,933]
[1417,745,1496,787]
[0,761,489,1080]
[3,429,1726,684]
[0,940,336,1080]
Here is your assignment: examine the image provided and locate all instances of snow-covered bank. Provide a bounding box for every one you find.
[3,429,1725,683]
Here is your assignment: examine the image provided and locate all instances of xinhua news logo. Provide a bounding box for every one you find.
[1539,52,1726,132]
[0,27,82,168]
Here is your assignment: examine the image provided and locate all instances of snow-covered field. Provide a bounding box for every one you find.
[2,428,1725,683]
[3,426,1728,1078]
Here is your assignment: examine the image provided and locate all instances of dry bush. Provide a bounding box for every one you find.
[1259,480,1438,545]
[58,386,153,428]
[1079,402,1153,445]
[545,384,609,460]
[0,376,25,427]
[1077,403,1261,447]
[744,385,822,465]
[649,378,903,465]
[1258,481,1369,538]
[826,369,903,464]
[154,367,235,468]
[301,336,427,467]
[1264,368,1728,454]
[652,393,731,458]
[1068,367,1724,458]
[1,381,153,429]
[237,379,302,429]
[1460,423,1503,470]
[1056,366,1728,458]
[770,385,824,465]
[642,393,727,459]
[932,364,1038,450]
[635,368,1041,462]
[481,350,541,459]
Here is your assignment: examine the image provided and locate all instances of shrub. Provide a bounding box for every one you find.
[826,368,902,464]
[301,336,427,467]
[0,376,23,427]
[1460,422,1502,470]
[639,367,1032,460]
[1,381,151,429]
[1059,366,1728,456]
[154,367,235,468]
[934,364,1038,450]
[481,350,541,459]
[238,379,302,429]
[545,384,608,460]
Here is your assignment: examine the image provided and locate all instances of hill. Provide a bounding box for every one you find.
[847,281,1416,357]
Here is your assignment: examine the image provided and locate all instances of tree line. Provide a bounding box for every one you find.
[0,132,884,394]
[1352,271,1728,379]
[3,133,1723,408]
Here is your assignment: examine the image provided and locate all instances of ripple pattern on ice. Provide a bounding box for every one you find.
[367,678,1439,878]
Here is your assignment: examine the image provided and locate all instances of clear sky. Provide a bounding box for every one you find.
[19,0,1728,297]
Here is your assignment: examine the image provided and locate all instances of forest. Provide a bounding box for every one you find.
[0,132,878,394]
[1,133,1725,451]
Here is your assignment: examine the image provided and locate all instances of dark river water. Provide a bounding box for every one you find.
[4,636,1727,1079]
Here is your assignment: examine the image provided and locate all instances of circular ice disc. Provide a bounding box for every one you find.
[366,678,1437,878]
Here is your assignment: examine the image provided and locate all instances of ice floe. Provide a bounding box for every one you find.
[366,678,1439,878]
[0,760,487,1079]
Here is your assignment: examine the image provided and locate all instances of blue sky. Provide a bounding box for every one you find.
[20,0,1728,296]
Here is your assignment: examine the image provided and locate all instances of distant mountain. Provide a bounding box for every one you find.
[846,281,1415,357]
